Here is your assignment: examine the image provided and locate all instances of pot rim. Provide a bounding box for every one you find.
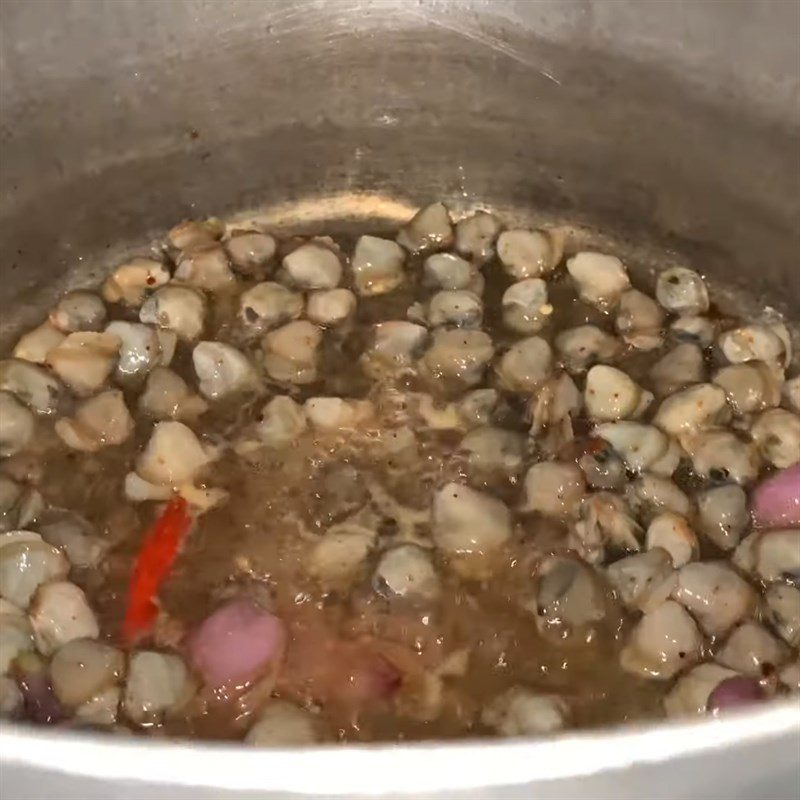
[2,700,798,794]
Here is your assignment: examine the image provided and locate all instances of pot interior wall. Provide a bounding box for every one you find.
[1,0,798,348]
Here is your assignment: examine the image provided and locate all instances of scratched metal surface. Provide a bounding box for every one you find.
[0,1,799,798]
[1,0,798,341]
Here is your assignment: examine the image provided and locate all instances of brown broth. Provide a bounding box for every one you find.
[7,224,790,744]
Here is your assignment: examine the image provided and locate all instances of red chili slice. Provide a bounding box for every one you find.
[122,496,191,645]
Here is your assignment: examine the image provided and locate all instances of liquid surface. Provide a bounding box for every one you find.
[1,206,797,744]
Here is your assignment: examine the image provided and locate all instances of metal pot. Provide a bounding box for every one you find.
[1,1,798,797]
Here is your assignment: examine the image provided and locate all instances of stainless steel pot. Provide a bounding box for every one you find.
[1,1,798,797]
